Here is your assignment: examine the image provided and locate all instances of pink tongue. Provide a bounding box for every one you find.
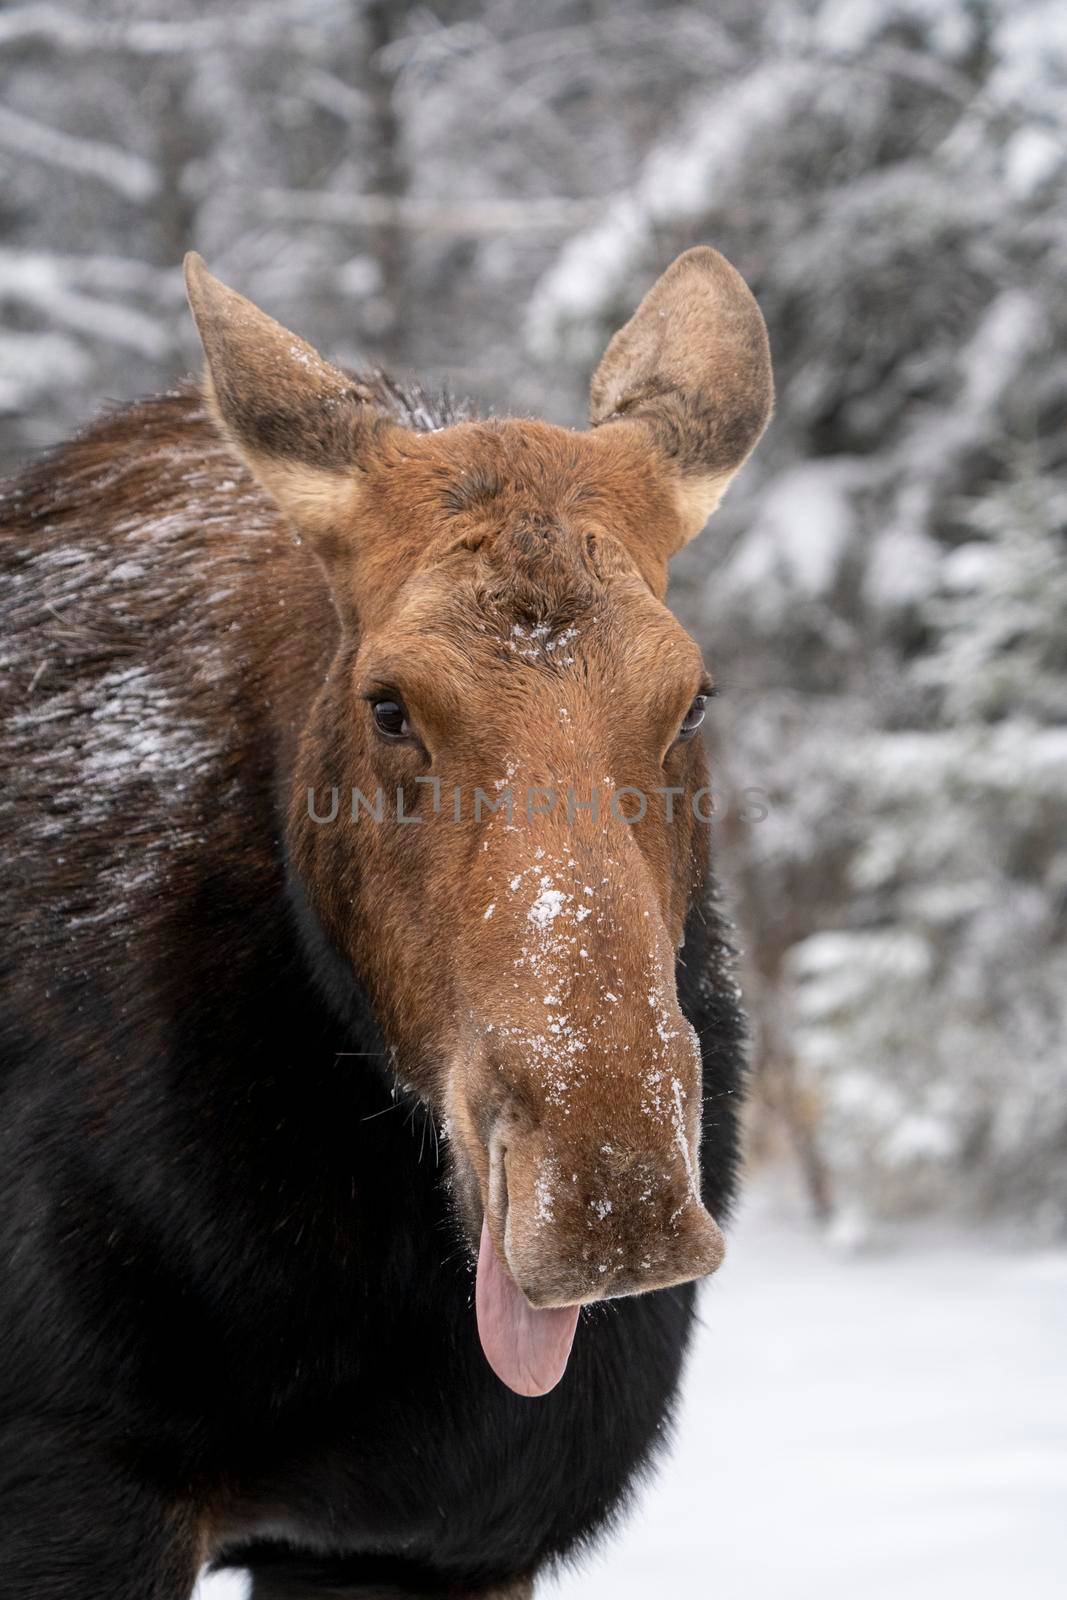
[475,1220,580,1397]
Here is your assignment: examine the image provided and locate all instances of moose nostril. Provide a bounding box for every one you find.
[487,1128,509,1230]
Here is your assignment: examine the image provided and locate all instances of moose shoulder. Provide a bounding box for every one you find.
[0,248,771,1600]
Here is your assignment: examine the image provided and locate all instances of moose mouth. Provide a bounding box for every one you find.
[475,1219,581,1398]
[468,1136,726,1397]
[472,1141,580,1397]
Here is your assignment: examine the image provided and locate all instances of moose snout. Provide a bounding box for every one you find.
[486,1123,726,1310]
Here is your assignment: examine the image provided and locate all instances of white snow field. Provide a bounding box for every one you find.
[196,1180,1067,1600]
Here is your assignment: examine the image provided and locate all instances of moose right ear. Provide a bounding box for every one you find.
[589,247,773,552]
[184,253,387,551]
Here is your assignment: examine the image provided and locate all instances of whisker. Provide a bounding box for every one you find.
[360,1101,404,1123]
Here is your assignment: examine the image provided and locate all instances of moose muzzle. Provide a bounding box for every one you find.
[469,1053,726,1397]
[452,808,730,1396]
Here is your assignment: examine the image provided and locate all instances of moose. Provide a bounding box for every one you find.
[0,246,772,1598]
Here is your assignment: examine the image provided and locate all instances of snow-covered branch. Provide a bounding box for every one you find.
[257,189,604,233]
[0,5,241,55]
[0,252,170,357]
[0,105,158,202]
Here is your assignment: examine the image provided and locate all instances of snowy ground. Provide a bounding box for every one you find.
[196,1179,1067,1599]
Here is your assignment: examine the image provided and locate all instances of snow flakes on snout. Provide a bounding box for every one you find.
[496,859,598,1113]
[528,879,567,929]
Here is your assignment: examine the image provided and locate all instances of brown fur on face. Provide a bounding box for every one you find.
[186,249,772,1309]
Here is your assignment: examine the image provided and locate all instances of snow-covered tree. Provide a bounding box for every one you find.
[2,0,1064,1228]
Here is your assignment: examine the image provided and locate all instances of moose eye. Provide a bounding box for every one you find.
[676,694,708,743]
[371,698,411,740]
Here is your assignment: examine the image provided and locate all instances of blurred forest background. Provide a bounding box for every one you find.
[2,0,1065,1236]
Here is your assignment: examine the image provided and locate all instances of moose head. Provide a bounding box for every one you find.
[185,246,772,1397]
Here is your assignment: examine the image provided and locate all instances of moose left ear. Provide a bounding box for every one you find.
[589,247,774,548]
[184,253,389,551]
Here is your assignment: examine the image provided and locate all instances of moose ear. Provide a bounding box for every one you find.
[589,247,773,548]
[184,253,386,547]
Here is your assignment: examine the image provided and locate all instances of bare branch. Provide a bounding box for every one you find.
[299,67,370,123]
